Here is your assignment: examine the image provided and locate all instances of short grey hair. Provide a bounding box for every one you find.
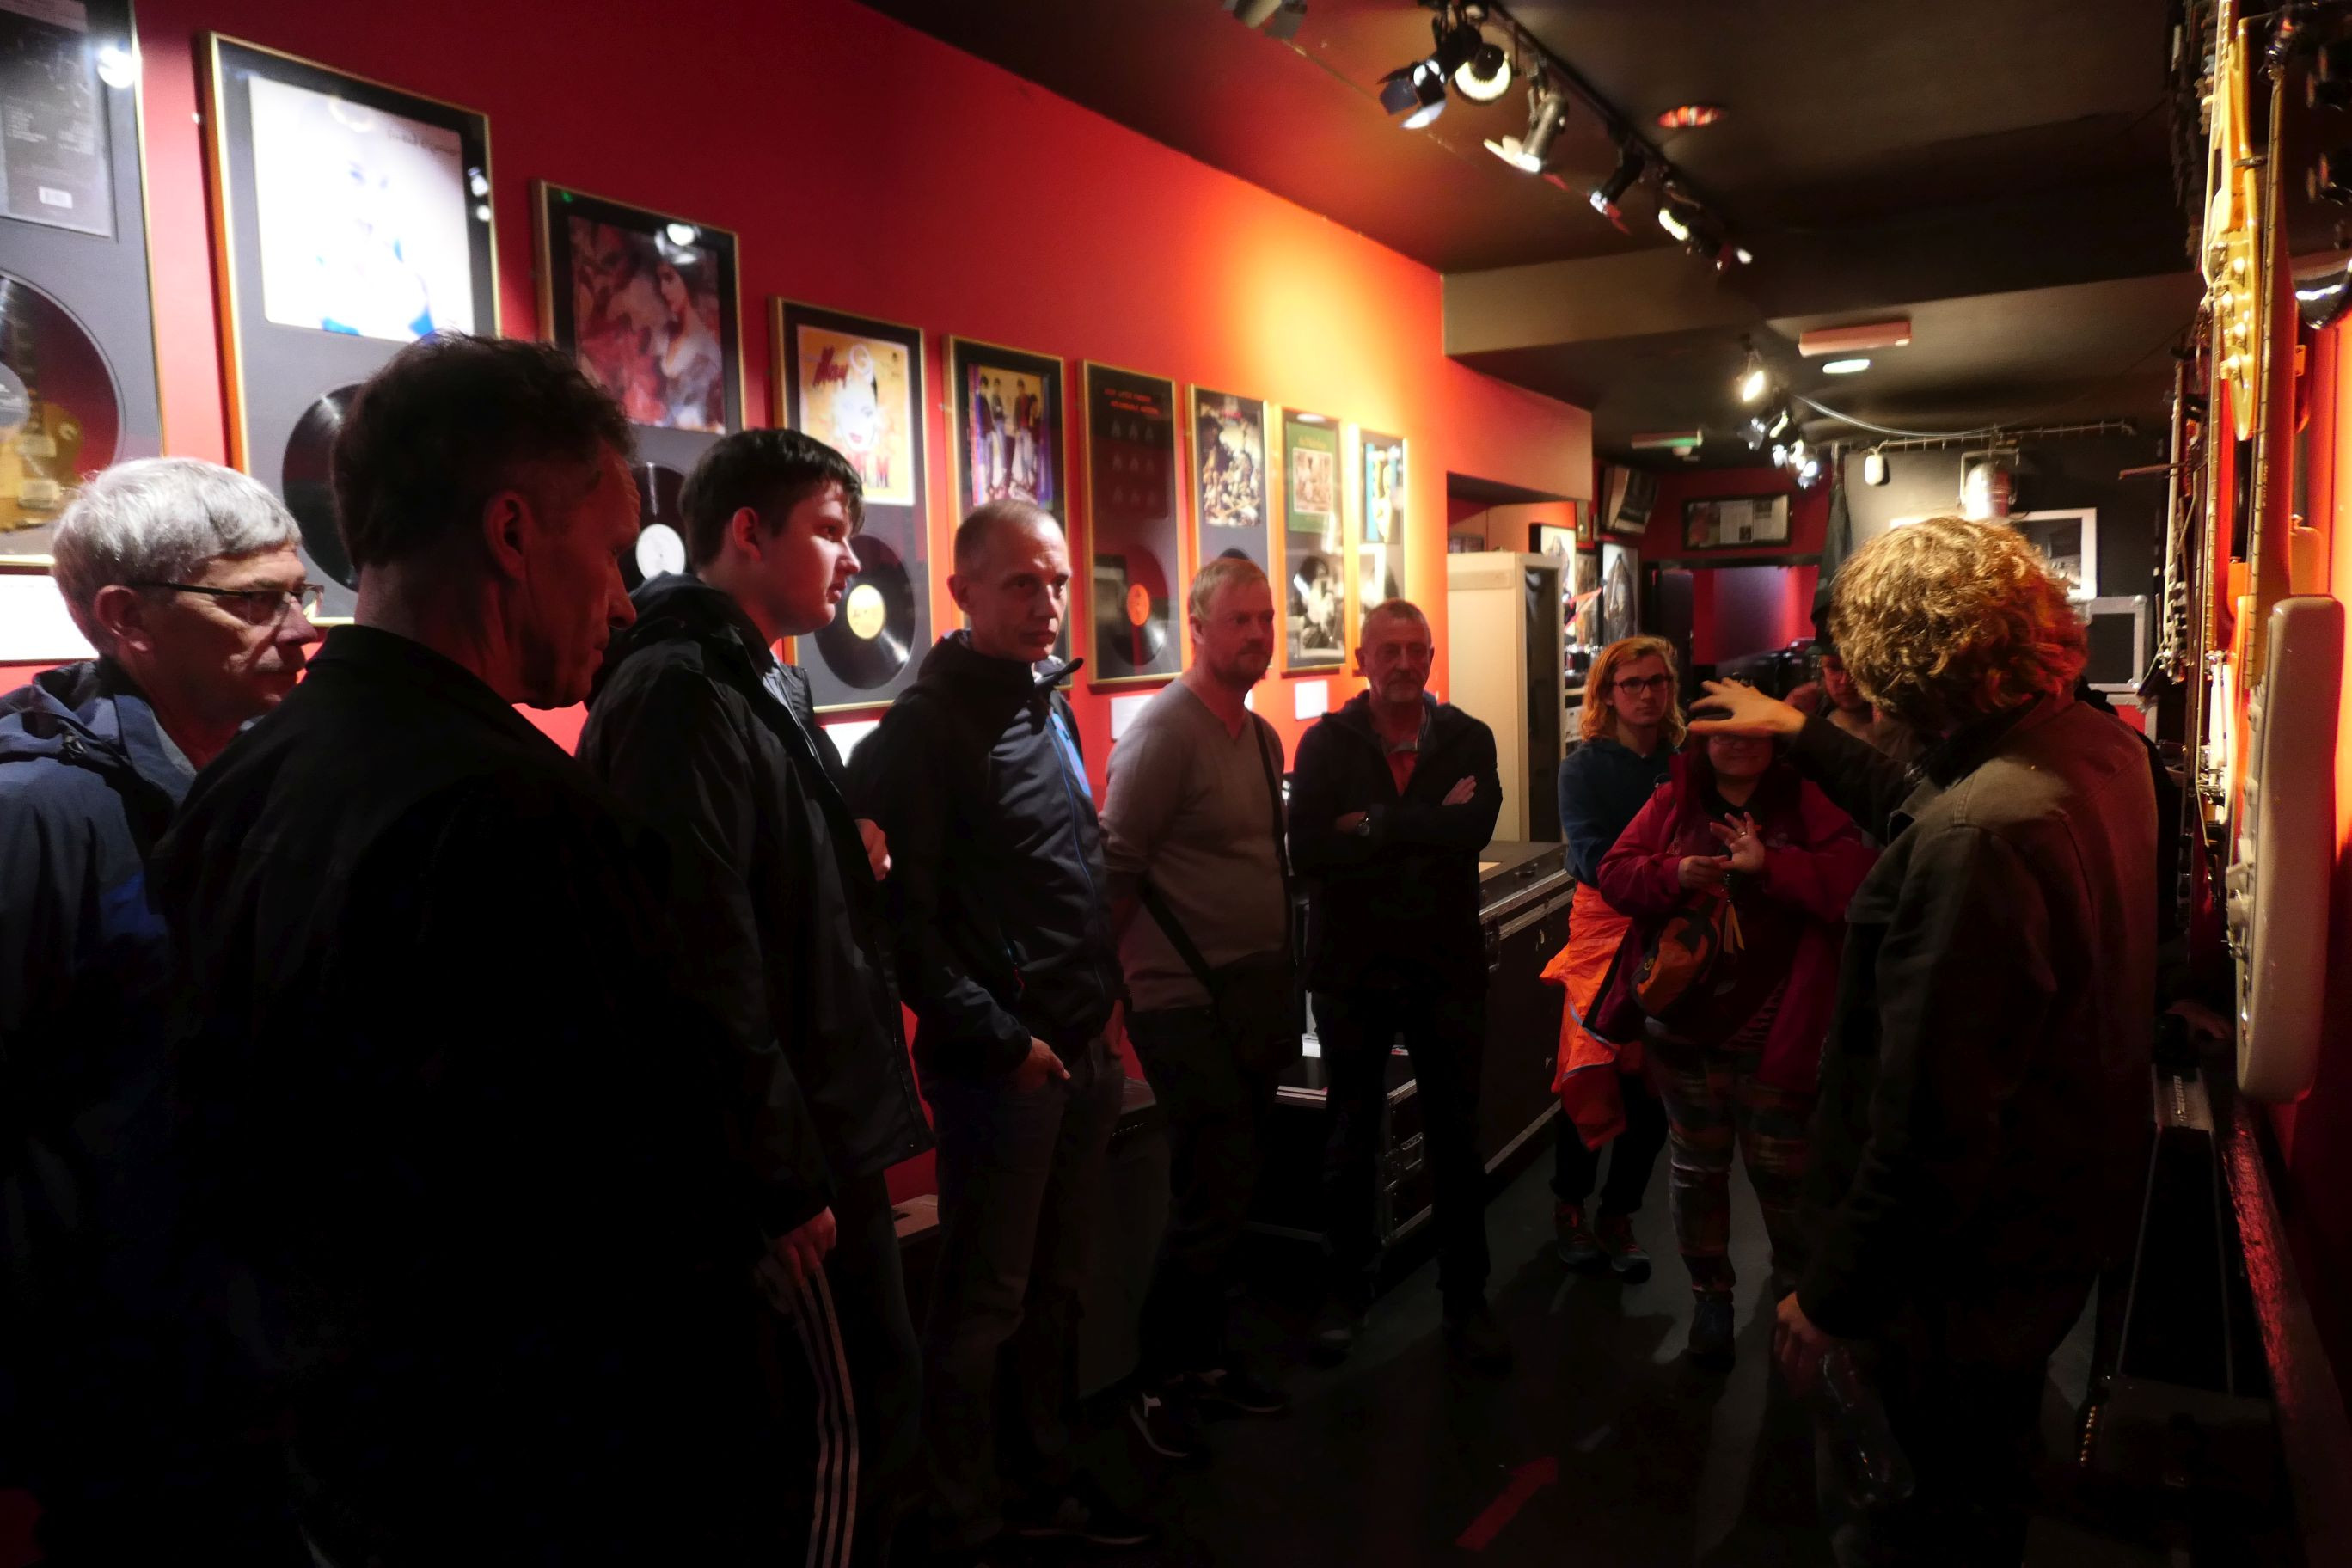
[50,458,302,651]
[1360,597,1430,640]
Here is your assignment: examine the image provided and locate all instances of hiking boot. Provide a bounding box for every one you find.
[1187,1364,1290,1418]
[1687,1293,1736,1371]
[1555,1202,1606,1271]
[1596,1211,1652,1283]
[1124,1382,1208,1466]
[1442,1299,1515,1375]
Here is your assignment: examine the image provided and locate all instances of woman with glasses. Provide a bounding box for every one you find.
[1541,635,1683,1283]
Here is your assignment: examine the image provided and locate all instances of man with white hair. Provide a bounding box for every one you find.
[0,456,320,1559]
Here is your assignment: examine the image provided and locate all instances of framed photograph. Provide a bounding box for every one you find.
[2010,508,2098,600]
[951,338,1063,519]
[1281,409,1344,672]
[1571,546,1602,651]
[1357,428,1407,618]
[1083,362,1182,687]
[1189,386,1269,573]
[775,300,930,711]
[1533,524,1574,560]
[1599,541,1640,645]
[204,36,497,616]
[0,0,163,567]
[1682,493,1790,550]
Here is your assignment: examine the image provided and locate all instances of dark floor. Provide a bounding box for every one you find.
[1038,1126,2166,1568]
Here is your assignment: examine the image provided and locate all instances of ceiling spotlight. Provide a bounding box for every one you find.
[1657,103,1724,129]
[1766,406,1792,439]
[1798,456,1821,485]
[1822,358,1871,375]
[1381,58,1449,126]
[1657,192,1699,244]
[1787,438,1808,467]
[1770,444,1788,467]
[1429,9,1484,77]
[1485,76,1567,173]
[1589,144,1643,227]
[1455,35,1512,101]
[1736,346,1768,404]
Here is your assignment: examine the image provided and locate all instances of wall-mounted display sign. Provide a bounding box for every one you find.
[1083,362,1182,686]
[204,35,498,615]
[1281,408,1344,672]
[775,299,930,711]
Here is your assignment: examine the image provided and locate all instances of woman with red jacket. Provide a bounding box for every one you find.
[1595,730,1875,1370]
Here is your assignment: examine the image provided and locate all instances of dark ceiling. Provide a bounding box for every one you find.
[859,0,2193,465]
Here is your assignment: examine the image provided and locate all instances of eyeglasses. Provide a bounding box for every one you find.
[132,580,327,624]
[1612,673,1675,695]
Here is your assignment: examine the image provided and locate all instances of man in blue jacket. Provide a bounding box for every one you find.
[1,457,320,1560]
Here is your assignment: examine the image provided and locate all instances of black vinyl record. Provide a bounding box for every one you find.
[281,384,360,589]
[1,271,124,543]
[627,462,689,590]
[813,534,916,690]
[1093,545,1173,677]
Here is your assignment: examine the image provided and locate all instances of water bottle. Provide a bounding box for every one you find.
[1816,1344,1916,1510]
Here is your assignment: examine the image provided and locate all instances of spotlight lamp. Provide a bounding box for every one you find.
[1455,35,1512,102]
[1381,58,1450,126]
[1589,144,1644,227]
[1429,8,1483,77]
[1485,75,1568,173]
[1736,346,1768,405]
[1657,190,1699,244]
[1766,405,1792,440]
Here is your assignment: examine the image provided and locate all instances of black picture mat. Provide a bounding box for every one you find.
[0,0,160,566]
[776,300,931,713]
[948,337,1069,666]
[1082,363,1182,686]
[535,181,741,483]
[1189,385,1270,574]
[206,36,498,616]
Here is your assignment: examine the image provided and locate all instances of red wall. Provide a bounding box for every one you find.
[1639,465,1826,665]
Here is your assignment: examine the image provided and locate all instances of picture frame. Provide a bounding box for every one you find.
[1682,493,1791,551]
[952,336,1071,665]
[1188,385,1270,573]
[1575,497,1599,548]
[204,35,498,617]
[1599,540,1640,645]
[774,299,931,711]
[1533,524,1575,560]
[1082,362,1184,687]
[1279,408,1345,672]
[1357,427,1407,620]
[2010,508,2098,600]
[1,0,163,568]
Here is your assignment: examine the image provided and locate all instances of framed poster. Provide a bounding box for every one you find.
[1681,493,1790,550]
[1082,363,1182,686]
[1189,386,1269,573]
[1599,541,1639,646]
[951,336,1069,665]
[1534,524,1574,560]
[775,299,930,711]
[1571,546,1602,651]
[2010,508,2097,600]
[1,1,162,567]
[1280,409,1344,671]
[204,36,497,616]
[1357,428,1407,617]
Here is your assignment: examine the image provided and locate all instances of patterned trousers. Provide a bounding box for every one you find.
[1646,1035,1814,1298]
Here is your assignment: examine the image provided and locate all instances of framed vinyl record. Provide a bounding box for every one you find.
[775,299,930,711]
[1188,386,1269,573]
[1082,363,1181,687]
[1357,427,1407,617]
[1279,408,1344,672]
[0,0,163,570]
[949,336,1069,665]
[205,36,498,616]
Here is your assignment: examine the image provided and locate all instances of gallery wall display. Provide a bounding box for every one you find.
[205,36,498,615]
[1599,540,1640,645]
[1083,362,1181,686]
[950,336,1069,665]
[1281,409,1344,672]
[1189,386,1269,573]
[1681,493,1789,550]
[1357,427,1407,616]
[1,0,163,567]
[775,299,930,711]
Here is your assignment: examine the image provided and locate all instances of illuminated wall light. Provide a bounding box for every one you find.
[1822,358,1871,375]
[95,42,138,89]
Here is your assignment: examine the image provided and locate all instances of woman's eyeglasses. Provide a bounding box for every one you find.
[132,581,328,624]
[1612,674,1675,695]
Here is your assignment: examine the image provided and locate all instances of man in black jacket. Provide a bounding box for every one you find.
[848,500,1145,1560]
[1289,599,1508,1372]
[152,336,793,1562]
[1693,517,2156,1565]
[577,429,932,1568]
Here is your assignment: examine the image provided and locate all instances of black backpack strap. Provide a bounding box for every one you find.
[1138,878,1219,995]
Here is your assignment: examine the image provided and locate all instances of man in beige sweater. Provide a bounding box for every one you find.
[1100,555,1296,1467]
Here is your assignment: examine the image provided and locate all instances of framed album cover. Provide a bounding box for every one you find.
[1279,408,1344,672]
[775,299,930,711]
[1082,362,1182,687]
[949,336,1069,665]
[0,0,163,570]
[1357,427,1407,616]
[205,36,497,616]
[1189,386,1269,573]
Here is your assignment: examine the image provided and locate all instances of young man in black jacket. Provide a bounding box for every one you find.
[151,336,793,1562]
[1289,598,1509,1373]
[577,429,932,1568]
[1692,517,2157,1565]
[848,500,1146,1560]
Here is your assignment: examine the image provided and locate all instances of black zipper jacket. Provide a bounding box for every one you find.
[1288,691,1503,992]
[847,633,1122,1076]
[579,573,930,1197]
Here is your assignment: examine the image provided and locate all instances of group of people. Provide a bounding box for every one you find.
[0,325,2161,1568]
